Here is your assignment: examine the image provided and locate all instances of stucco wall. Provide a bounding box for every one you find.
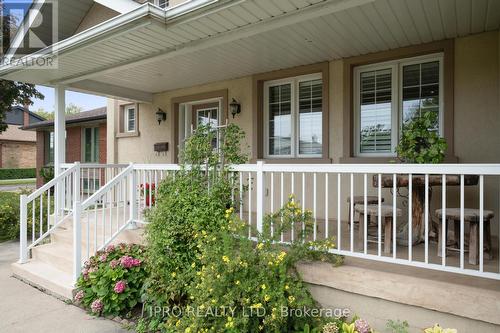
[108,31,500,234]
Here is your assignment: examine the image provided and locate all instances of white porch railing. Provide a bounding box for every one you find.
[20,162,500,282]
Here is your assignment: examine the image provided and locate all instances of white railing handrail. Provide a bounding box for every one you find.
[61,163,128,169]
[133,164,182,171]
[26,163,78,202]
[81,164,134,210]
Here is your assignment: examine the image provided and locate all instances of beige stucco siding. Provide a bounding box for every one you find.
[108,31,500,232]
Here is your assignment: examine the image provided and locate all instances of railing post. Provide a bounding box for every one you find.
[73,200,82,284]
[256,161,265,233]
[128,163,138,229]
[19,195,28,264]
[74,162,80,203]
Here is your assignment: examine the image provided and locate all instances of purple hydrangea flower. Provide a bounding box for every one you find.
[90,299,103,313]
[99,254,108,262]
[354,319,371,333]
[109,259,119,269]
[114,280,127,294]
[74,290,84,303]
[120,256,141,269]
[105,244,115,253]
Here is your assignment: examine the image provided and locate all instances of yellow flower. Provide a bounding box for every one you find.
[268,261,274,266]
[288,295,295,303]
[259,325,264,331]
[264,295,270,302]
[216,274,221,279]
[261,284,266,290]
[191,262,196,268]
[202,230,207,236]
[197,271,202,276]
[235,280,240,285]
[222,255,230,263]
[285,285,289,290]
[250,303,263,309]
[185,328,191,333]
[257,243,264,250]
[171,272,176,278]
[211,299,216,304]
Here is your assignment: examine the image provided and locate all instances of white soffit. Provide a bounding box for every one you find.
[94,0,141,14]
[1,0,500,100]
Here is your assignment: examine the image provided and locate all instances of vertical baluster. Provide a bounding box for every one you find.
[142,170,146,211]
[291,173,295,241]
[47,189,51,232]
[231,172,235,206]
[32,200,35,243]
[87,168,90,200]
[363,173,367,254]
[81,169,84,201]
[280,172,284,243]
[408,174,413,262]
[302,173,305,234]
[93,168,96,194]
[313,172,317,241]
[270,172,274,238]
[102,193,106,248]
[425,174,429,264]
[337,174,341,251]
[393,173,397,259]
[94,202,97,254]
[87,208,90,260]
[248,172,252,238]
[441,174,446,266]
[378,174,382,256]
[149,171,152,208]
[350,173,354,252]
[239,172,243,220]
[39,195,43,237]
[460,174,464,269]
[479,175,484,272]
[155,170,158,206]
[325,173,329,239]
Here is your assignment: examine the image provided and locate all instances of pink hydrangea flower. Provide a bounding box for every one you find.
[99,254,108,262]
[74,290,84,303]
[105,244,115,253]
[90,299,103,313]
[109,259,119,269]
[120,255,141,269]
[114,280,127,294]
[354,319,371,333]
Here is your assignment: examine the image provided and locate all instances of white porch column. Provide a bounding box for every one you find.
[54,86,66,217]
[54,85,66,176]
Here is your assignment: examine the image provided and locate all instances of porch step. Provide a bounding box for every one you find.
[32,243,73,274]
[11,260,74,300]
[51,224,144,247]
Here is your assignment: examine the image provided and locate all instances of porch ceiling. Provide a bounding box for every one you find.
[1,0,500,102]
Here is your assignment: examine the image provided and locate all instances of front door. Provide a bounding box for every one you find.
[192,102,220,148]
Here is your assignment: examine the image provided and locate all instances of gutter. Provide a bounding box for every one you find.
[22,114,107,131]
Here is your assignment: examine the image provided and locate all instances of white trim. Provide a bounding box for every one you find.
[353,53,444,157]
[94,0,141,14]
[124,104,137,133]
[263,73,323,159]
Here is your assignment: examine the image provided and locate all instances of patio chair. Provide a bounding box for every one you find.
[435,208,494,265]
[347,196,384,224]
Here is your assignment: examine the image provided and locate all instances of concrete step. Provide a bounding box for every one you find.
[32,243,73,274]
[51,225,144,247]
[11,260,74,300]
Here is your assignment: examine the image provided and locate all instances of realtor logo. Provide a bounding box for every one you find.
[1,0,58,68]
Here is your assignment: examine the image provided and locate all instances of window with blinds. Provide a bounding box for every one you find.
[265,73,323,158]
[355,54,442,156]
[359,68,393,153]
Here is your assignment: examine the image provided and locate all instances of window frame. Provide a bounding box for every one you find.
[124,105,136,133]
[263,72,323,159]
[353,53,444,157]
[81,126,100,163]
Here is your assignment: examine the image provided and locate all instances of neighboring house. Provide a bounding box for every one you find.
[22,108,107,187]
[0,106,45,169]
[2,1,500,331]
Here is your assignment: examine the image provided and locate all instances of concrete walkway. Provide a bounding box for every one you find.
[0,241,128,333]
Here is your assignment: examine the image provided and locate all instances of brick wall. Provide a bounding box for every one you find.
[1,141,37,169]
[66,127,82,163]
[36,132,45,187]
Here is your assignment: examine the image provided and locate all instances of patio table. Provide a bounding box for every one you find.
[372,174,479,242]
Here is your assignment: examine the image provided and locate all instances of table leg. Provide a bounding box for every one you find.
[412,186,425,242]
[437,219,448,258]
[469,222,479,265]
[358,212,365,251]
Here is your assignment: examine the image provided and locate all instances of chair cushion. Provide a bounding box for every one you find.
[347,196,384,204]
[435,208,494,222]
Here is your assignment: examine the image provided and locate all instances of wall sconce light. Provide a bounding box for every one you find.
[230,98,241,118]
[156,108,167,125]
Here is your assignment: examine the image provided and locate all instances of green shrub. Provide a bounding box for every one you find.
[75,243,147,317]
[0,192,20,242]
[0,168,36,180]
[39,166,54,183]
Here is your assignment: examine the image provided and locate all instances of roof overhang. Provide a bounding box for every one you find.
[1,0,499,103]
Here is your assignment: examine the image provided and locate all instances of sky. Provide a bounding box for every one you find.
[31,86,107,113]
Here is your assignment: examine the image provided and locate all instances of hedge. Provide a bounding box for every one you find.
[0,168,36,180]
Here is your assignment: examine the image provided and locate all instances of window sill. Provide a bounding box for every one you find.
[250,157,332,164]
[116,131,140,138]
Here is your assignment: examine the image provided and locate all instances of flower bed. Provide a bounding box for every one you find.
[74,243,147,317]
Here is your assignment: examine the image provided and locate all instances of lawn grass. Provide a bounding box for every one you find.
[0,178,36,186]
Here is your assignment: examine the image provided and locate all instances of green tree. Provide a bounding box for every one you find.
[34,103,84,121]
[1,9,44,132]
